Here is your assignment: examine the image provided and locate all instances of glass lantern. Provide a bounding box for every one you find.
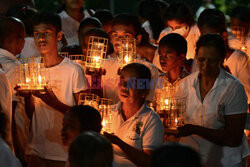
[16,57,48,91]
[69,54,85,67]
[231,26,248,52]
[85,36,108,70]
[99,98,114,133]
[78,93,100,109]
[119,37,137,68]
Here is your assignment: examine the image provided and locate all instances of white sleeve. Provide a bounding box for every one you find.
[142,112,164,150]
[72,65,88,93]
[0,143,21,167]
[224,81,248,115]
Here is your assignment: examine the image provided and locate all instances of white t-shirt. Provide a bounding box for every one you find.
[224,50,250,103]
[102,57,159,103]
[59,10,92,46]
[177,68,249,167]
[111,102,164,167]
[158,25,200,60]
[0,138,21,167]
[0,69,12,149]
[26,57,88,161]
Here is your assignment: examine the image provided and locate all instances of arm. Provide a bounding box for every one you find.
[32,87,71,114]
[104,132,151,167]
[177,113,247,147]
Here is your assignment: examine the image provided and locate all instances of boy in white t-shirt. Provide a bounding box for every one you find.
[22,12,88,167]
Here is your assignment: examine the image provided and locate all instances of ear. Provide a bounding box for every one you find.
[57,31,63,41]
[179,53,186,60]
[135,34,142,45]
[221,32,228,42]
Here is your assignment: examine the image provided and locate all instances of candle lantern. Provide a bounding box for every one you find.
[231,26,248,52]
[85,36,108,70]
[59,52,69,58]
[161,97,185,130]
[78,93,100,109]
[99,98,114,133]
[119,37,137,68]
[155,84,185,130]
[69,54,85,67]
[16,57,48,91]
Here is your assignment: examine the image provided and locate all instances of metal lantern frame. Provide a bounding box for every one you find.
[119,37,137,68]
[85,36,108,69]
[78,93,100,109]
[16,56,48,91]
[99,98,114,133]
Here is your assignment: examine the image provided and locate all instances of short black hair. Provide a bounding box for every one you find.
[163,1,194,27]
[138,0,165,40]
[151,143,202,167]
[79,28,110,47]
[78,17,102,35]
[230,6,250,23]
[121,63,151,98]
[69,131,113,167]
[93,9,113,26]
[32,11,61,33]
[0,16,25,48]
[159,33,187,56]
[196,34,226,61]
[6,4,37,35]
[198,9,226,34]
[67,105,102,133]
[60,45,83,55]
[112,13,142,36]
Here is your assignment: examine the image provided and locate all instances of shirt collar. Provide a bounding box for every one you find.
[0,48,17,61]
[192,68,227,89]
[116,101,147,121]
[161,66,190,85]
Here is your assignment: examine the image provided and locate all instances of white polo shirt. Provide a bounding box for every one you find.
[111,102,164,167]
[224,50,250,103]
[26,57,88,161]
[177,68,249,167]
[102,57,159,103]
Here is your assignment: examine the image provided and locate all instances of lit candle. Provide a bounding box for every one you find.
[124,55,130,64]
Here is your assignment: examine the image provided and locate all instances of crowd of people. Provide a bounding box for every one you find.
[0,0,249,167]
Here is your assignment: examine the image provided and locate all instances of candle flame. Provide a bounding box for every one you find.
[94,56,100,62]
[38,75,42,83]
[26,77,30,83]
[124,56,129,63]
[175,118,178,123]
[165,99,169,105]
[102,119,106,127]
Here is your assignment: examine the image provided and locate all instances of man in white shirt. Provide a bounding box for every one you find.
[0,17,26,153]
[24,12,88,167]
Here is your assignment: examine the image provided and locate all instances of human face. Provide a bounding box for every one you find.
[167,20,189,37]
[15,27,26,55]
[110,24,136,55]
[80,35,90,56]
[33,23,61,55]
[63,0,84,10]
[199,26,218,36]
[118,70,145,104]
[61,112,81,146]
[159,45,183,72]
[197,46,222,77]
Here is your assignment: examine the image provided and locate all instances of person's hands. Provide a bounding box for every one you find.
[86,67,106,76]
[165,124,196,138]
[32,86,59,107]
[103,132,120,145]
[177,124,196,137]
[14,85,32,98]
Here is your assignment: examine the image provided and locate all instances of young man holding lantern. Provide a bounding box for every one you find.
[23,11,88,167]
